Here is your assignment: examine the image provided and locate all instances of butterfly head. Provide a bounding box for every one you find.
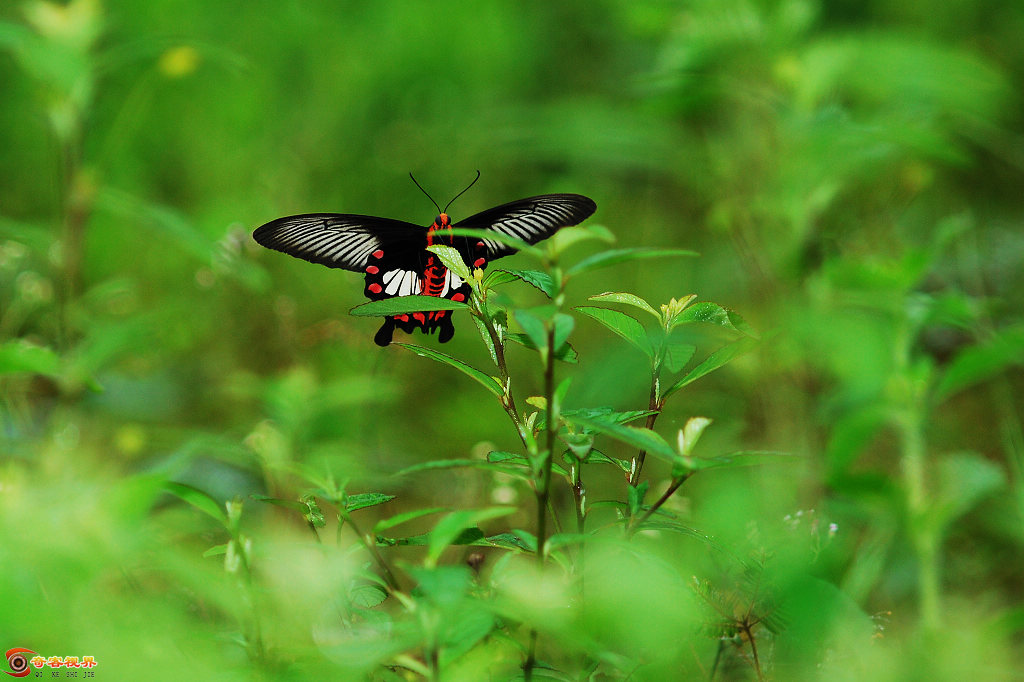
[434,213,451,229]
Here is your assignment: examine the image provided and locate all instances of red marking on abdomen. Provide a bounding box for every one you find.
[418,254,449,298]
[366,265,379,274]
[368,283,382,294]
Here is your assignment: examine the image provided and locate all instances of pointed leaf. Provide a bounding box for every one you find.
[374,507,447,533]
[350,295,470,317]
[505,333,579,364]
[549,223,616,256]
[563,414,677,462]
[395,344,504,397]
[513,309,548,352]
[428,507,517,565]
[588,292,660,319]
[447,227,544,259]
[674,301,756,335]
[163,482,227,524]
[567,248,697,278]
[0,340,60,376]
[426,244,472,281]
[250,494,309,513]
[576,306,652,357]
[664,341,697,373]
[495,269,557,297]
[663,336,758,399]
[345,493,396,513]
[395,457,533,481]
[935,325,1024,401]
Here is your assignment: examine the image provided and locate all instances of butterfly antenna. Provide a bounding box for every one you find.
[409,173,442,215]
[443,170,481,214]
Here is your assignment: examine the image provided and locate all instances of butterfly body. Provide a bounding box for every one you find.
[254,192,596,345]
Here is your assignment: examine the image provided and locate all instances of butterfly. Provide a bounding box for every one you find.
[253,173,596,346]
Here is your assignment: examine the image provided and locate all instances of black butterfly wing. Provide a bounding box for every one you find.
[253,213,425,272]
[452,194,597,262]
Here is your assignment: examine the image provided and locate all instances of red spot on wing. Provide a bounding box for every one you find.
[473,258,486,268]
[366,265,379,274]
[475,241,485,250]
[371,249,384,259]
[413,312,426,324]
[368,283,382,294]
[451,293,465,302]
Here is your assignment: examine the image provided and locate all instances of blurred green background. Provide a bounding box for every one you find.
[2,0,1023,679]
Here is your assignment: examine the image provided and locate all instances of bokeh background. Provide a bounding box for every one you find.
[2,0,1023,679]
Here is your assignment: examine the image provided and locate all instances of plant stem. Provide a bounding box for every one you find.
[344,513,401,593]
[628,473,689,535]
[536,323,557,564]
[474,299,528,446]
[628,372,662,488]
[526,316,559,682]
[900,407,940,631]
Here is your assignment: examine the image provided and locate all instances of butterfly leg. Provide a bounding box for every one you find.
[438,314,455,343]
[374,318,396,346]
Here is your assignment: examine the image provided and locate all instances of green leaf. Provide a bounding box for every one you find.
[202,543,228,558]
[482,269,521,288]
[350,584,389,609]
[494,269,557,297]
[588,292,660,319]
[576,306,652,357]
[549,224,616,256]
[935,325,1024,401]
[664,341,697,373]
[566,248,698,277]
[562,407,655,425]
[932,452,1005,531]
[163,482,227,524]
[395,344,504,397]
[506,333,579,363]
[426,244,472,281]
[513,308,548,353]
[674,301,756,335]
[345,493,396,513]
[0,340,60,377]
[675,450,794,475]
[488,451,569,478]
[578,449,631,472]
[447,227,544,259]
[677,417,713,456]
[374,507,447,533]
[349,295,470,317]
[472,315,498,366]
[427,507,517,565]
[628,481,650,516]
[485,531,536,552]
[250,494,309,513]
[395,457,533,481]
[563,414,677,462]
[663,336,758,399]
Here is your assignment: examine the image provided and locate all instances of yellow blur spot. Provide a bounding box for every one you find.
[115,424,147,456]
[158,46,201,78]
[24,0,101,49]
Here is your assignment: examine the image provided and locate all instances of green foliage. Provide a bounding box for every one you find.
[2,0,1023,680]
